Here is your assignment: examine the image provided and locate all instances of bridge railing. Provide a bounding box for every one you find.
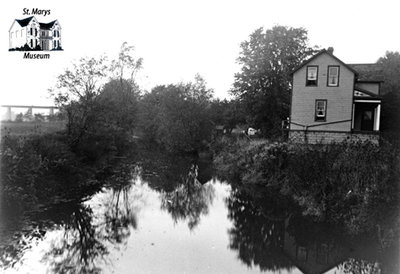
[1,105,60,121]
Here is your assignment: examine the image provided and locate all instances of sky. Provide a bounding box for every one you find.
[1,0,400,109]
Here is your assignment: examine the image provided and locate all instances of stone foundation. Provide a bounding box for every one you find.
[289,130,379,144]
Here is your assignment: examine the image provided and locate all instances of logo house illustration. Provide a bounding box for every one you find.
[9,16,62,51]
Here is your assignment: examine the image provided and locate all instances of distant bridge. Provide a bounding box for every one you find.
[1,105,60,121]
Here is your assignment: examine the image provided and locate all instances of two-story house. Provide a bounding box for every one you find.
[289,48,382,144]
[9,16,61,51]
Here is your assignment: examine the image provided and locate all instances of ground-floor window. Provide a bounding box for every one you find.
[315,99,327,122]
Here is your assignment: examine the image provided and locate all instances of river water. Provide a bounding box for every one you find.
[0,153,398,273]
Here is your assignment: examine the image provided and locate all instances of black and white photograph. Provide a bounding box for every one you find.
[1,0,399,273]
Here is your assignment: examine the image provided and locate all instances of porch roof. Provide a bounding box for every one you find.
[354,87,382,100]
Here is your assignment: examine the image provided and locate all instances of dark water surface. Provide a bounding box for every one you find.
[0,152,398,273]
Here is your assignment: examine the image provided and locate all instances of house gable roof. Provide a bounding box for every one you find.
[348,63,384,82]
[16,16,35,27]
[9,17,60,32]
[39,20,57,30]
[291,49,359,76]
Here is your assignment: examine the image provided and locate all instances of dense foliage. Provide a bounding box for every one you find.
[208,99,246,133]
[45,44,143,162]
[378,51,400,143]
[138,75,214,153]
[214,139,400,238]
[231,25,317,137]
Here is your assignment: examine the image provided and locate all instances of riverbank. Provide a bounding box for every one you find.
[1,134,399,273]
[0,129,137,211]
[213,137,400,240]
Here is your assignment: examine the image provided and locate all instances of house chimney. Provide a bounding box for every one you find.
[327,47,334,54]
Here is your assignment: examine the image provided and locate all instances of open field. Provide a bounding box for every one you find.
[0,121,66,136]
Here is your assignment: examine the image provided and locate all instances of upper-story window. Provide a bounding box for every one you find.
[327,66,340,86]
[306,66,318,86]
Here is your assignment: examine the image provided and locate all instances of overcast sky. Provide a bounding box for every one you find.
[1,0,400,107]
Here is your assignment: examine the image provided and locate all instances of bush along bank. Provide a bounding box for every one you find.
[213,138,400,238]
[0,131,136,210]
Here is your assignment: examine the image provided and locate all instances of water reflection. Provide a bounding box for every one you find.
[1,181,140,273]
[102,184,138,244]
[226,184,399,274]
[160,164,215,230]
[226,185,293,272]
[41,204,107,274]
[1,151,399,273]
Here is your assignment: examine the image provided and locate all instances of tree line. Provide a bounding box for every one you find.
[52,27,400,156]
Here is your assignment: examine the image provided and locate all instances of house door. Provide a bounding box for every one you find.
[361,109,374,131]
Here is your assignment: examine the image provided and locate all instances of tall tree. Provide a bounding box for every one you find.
[377,51,400,141]
[232,25,317,137]
[138,75,214,153]
[50,43,142,153]
[378,51,400,95]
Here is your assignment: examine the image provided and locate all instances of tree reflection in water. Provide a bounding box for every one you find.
[226,185,293,272]
[37,185,136,273]
[42,204,107,274]
[0,161,142,273]
[41,181,140,274]
[102,184,138,244]
[160,164,215,230]
[226,184,399,274]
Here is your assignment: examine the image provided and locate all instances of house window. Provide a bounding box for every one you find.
[35,29,37,36]
[306,66,318,86]
[316,243,329,264]
[315,100,327,122]
[30,39,33,48]
[327,66,340,86]
[296,246,308,262]
[54,40,56,48]
[30,28,33,35]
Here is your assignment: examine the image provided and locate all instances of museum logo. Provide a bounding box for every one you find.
[9,10,62,59]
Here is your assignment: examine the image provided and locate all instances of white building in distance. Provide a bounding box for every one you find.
[9,16,62,51]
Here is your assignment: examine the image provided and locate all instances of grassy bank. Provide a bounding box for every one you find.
[1,121,66,137]
[213,137,400,238]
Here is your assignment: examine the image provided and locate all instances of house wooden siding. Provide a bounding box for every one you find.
[290,53,354,132]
